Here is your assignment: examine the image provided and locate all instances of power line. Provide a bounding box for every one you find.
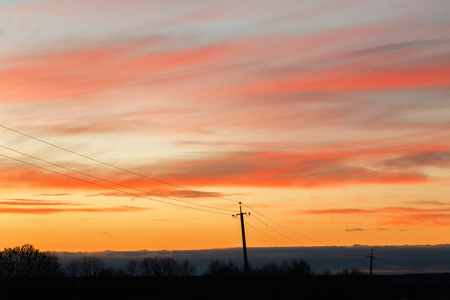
[243,203,326,245]
[0,144,235,214]
[0,151,230,216]
[0,124,239,203]
[244,220,292,246]
[250,213,303,246]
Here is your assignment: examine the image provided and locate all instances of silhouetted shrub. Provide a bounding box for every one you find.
[0,244,61,278]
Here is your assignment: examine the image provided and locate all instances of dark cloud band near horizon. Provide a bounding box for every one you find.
[55,244,450,275]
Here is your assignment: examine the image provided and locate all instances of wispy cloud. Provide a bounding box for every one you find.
[0,198,76,206]
[0,205,148,215]
[383,151,450,168]
[87,189,234,199]
[345,228,366,232]
[302,206,450,228]
[0,196,149,214]
[2,142,448,190]
[405,200,450,206]
[34,193,73,196]
[380,214,450,227]
[302,207,450,215]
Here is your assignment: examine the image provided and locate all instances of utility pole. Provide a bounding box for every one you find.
[233,202,250,276]
[366,249,377,276]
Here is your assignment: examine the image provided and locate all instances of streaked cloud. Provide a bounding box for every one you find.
[301,206,450,228]
[0,198,76,206]
[0,205,148,215]
[2,142,448,190]
[405,200,450,206]
[381,214,450,227]
[0,196,149,214]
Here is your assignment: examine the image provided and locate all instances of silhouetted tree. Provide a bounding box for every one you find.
[253,259,311,277]
[338,268,363,276]
[79,256,106,277]
[206,260,240,277]
[155,257,181,276]
[284,258,311,276]
[181,259,196,276]
[137,257,189,277]
[99,267,117,277]
[0,244,61,278]
[138,258,154,276]
[322,269,332,276]
[124,259,139,276]
[66,259,81,277]
[258,262,282,277]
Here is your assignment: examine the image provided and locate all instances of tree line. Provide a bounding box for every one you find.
[0,244,360,279]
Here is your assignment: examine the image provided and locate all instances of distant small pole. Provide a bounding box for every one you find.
[366,249,377,276]
[233,202,250,276]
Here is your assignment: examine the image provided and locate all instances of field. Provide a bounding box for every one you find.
[2,273,450,300]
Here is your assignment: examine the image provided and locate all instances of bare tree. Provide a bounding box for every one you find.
[137,257,191,277]
[339,268,363,276]
[138,258,153,276]
[284,258,311,276]
[181,260,196,276]
[154,257,181,277]
[124,259,139,276]
[0,244,61,278]
[79,256,106,277]
[206,260,240,276]
[258,262,281,277]
[66,259,81,277]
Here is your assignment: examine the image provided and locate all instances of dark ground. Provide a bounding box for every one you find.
[2,273,450,300]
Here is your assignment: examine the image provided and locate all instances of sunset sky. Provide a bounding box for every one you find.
[1,0,450,252]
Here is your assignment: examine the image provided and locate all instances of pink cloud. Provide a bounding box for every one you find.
[300,206,450,227]
[218,63,450,96]
[2,15,441,105]
[380,214,450,227]
[302,207,450,215]
[2,140,448,191]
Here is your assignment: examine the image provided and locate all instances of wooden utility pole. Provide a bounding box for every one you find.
[366,249,377,276]
[233,202,250,276]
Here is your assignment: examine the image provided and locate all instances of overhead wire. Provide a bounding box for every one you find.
[0,144,236,214]
[243,203,326,245]
[249,213,304,246]
[0,151,230,216]
[0,124,239,203]
[244,220,292,246]
[1,124,327,245]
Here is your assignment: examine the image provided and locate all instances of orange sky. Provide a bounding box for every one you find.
[1,0,450,252]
